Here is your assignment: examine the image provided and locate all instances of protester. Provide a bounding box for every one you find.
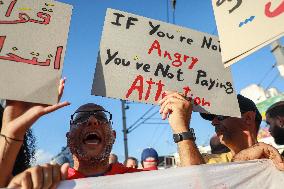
[124,157,138,169]
[210,135,230,154]
[159,91,284,170]
[109,153,118,164]
[0,79,69,187]
[266,101,284,146]
[66,103,143,179]
[141,148,159,170]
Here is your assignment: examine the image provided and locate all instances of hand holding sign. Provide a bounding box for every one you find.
[1,78,70,140]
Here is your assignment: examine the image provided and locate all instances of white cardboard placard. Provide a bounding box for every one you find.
[0,0,72,104]
[212,0,284,67]
[92,8,240,117]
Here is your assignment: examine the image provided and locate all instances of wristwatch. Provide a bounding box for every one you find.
[173,128,196,143]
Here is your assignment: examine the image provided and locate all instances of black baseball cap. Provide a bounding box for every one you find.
[200,94,262,125]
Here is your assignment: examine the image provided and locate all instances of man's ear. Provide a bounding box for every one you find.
[66,132,69,138]
[112,130,116,143]
[243,111,255,125]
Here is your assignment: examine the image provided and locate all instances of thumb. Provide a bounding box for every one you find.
[60,163,70,180]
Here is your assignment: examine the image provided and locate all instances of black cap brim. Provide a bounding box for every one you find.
[200,113,216,121]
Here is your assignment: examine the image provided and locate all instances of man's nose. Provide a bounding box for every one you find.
[269,125,273,133]
[211,117,220,126]
[87,116,100,126]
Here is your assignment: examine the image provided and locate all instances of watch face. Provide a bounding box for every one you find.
[173,134,181,143]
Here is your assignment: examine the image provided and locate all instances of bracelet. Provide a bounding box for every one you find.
[0,133,24,142]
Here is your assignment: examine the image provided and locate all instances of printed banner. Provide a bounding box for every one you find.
[0,0,72,104]
[92,8,240,117]
[58,160,284,189]
[212,0,284,67]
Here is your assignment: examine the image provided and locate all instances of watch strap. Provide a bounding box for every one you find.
[173,128,196,143]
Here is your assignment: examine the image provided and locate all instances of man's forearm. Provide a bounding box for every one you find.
[178,139,205,166]
[0,137,23,187]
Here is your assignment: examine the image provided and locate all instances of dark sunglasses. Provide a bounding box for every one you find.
[214,115,230,121]
[70,110,112,125]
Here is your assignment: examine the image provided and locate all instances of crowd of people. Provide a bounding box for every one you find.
[1,79,284,188]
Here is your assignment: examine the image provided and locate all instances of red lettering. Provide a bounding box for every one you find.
[145,78,155,100]
[163,50,172,60]
[0,36,6,52]
[126,75,144,100]
[154,80,165,101]
[194,97,201,105]
[172,53,182,67]
[188,57,199,70]
[183,55,189,63]
[148,40,161,57]
[202,98,211,107]
[265,1,284,17]
[183,86,191,97]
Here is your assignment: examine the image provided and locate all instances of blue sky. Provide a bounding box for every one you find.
[32,0,284,163]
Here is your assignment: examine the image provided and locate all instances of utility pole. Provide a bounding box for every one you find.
[121,100,128,160]
[271,40,284,77]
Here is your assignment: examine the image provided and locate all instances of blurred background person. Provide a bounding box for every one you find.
[141,148,159,171]
[266,101,284,156]
[109,153,118,164]
[124,157,138,169]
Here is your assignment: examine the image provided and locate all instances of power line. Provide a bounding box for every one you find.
[171,0,176,24]
[166,0,169,23]
[128,110,161,133]
[257,62,276,86]
[265,72,280,90]
[127,106,155,132]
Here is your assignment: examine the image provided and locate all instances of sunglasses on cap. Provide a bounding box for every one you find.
[214,115,230,121]
[70,110,112,125]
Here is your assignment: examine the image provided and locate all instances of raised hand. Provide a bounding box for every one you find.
[7,163,69,189]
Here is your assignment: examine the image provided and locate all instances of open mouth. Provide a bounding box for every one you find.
[83,132,102,145]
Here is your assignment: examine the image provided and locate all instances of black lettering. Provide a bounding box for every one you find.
[180,36,186,42]
[105,49,118,65]
[111,13,125,26]
[143,64,151,72]
[201,80,208,86]
[208,79,215,90]
[166,33,174,39]
[122,59,130,66]
[136,62,144,70]
[126,16,138,29]
[154,63,172,79]
[177,69,184,81]
[114,58,121,65]
[195,70,206,84]
[187,38,193,45]
[201,36,212,49]
[225,82,234,94]
[149,21,160,35]
[157,31,165,37]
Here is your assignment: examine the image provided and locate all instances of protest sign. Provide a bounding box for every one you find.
[212,0,284,67]
[92,8,240,117]
[0,0,72,104]
[58,160,284,189]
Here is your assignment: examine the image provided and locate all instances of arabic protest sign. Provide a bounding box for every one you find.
[0,0,72,104]
[212,0,284,67]
[58,160,284,189]
[92,8,240,117]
